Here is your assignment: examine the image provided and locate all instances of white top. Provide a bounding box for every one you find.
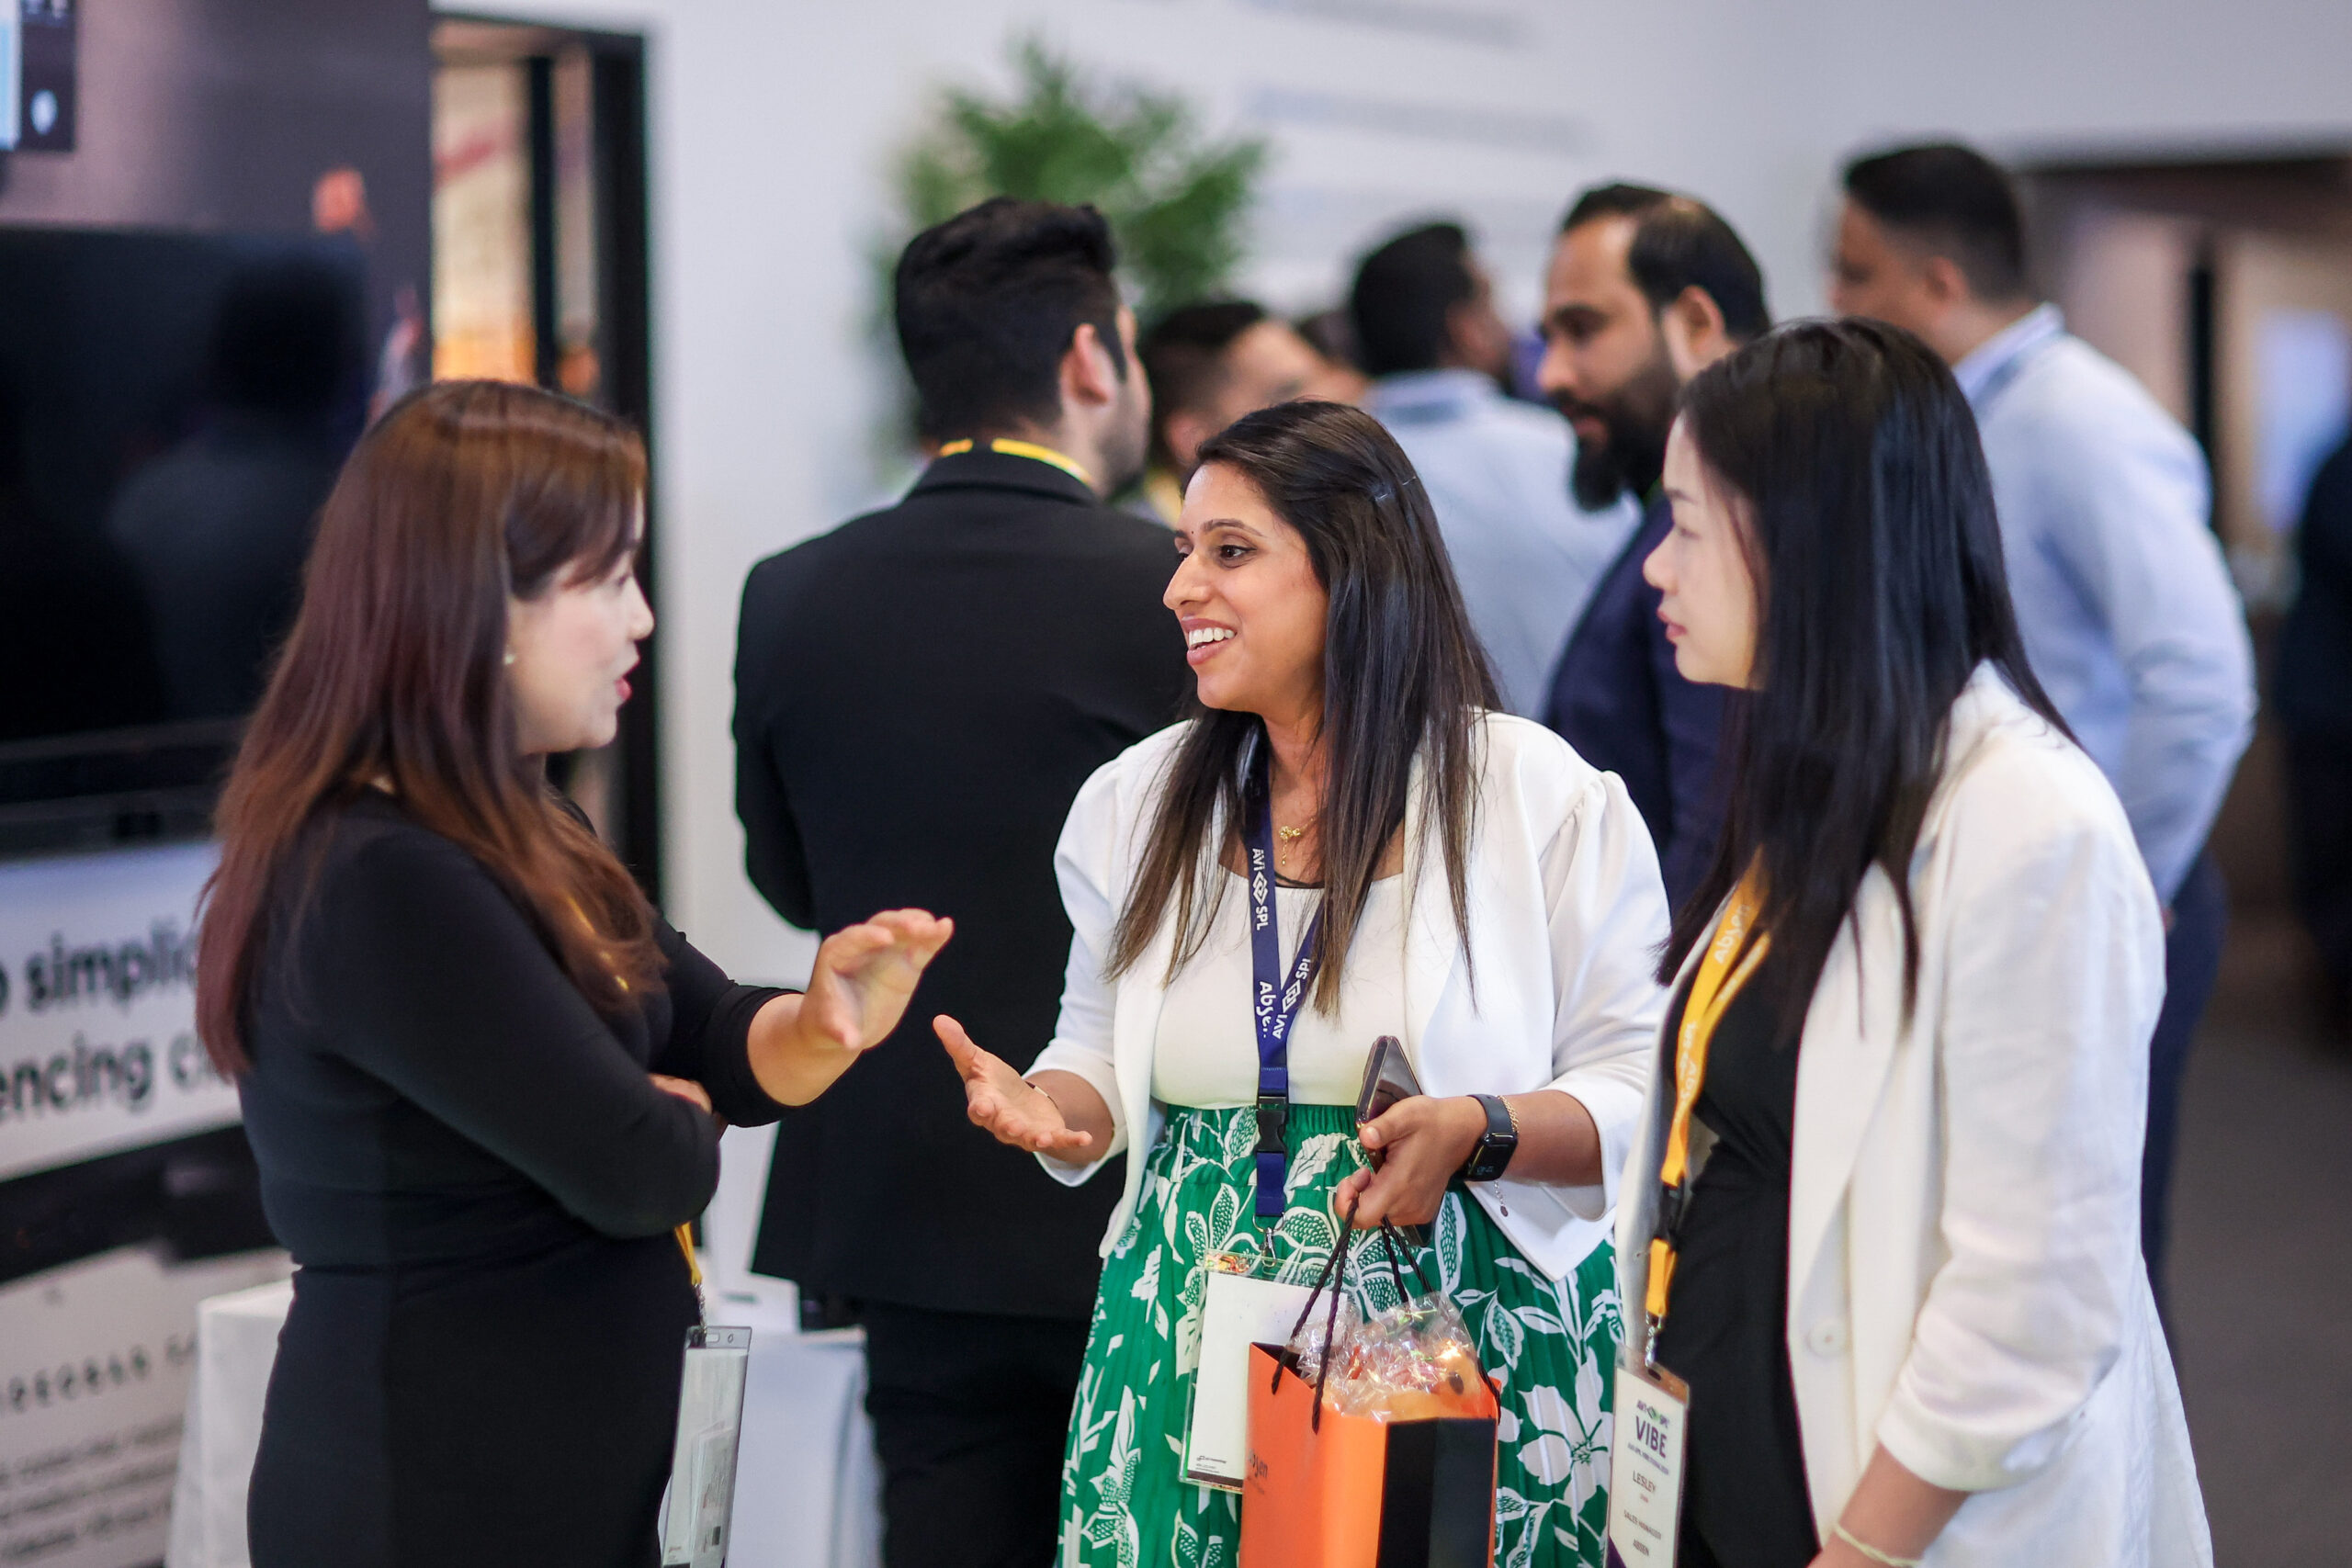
[1027,712,1670,1282]
[1616,667,2211,1566]
[1149,874,1408,1109]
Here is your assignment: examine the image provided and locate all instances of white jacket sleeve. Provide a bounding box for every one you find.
[1538,770,1672,1221]
[1874,790,2163,1492]
[1023,756,1129,1186]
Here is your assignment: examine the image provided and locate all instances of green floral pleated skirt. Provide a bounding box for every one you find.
[1058,1103,1622,1568]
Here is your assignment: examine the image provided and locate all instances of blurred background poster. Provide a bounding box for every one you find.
[0,842,285,1568]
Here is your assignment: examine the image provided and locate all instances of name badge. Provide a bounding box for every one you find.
[659,1325,752,1567]
[1604,1358,1690,1567]
[1182,1256,1316,1490]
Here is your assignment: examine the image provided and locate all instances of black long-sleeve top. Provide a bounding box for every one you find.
[237,793,791,1269]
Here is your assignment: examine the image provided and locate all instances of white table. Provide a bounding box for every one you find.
[165,1269,883,1568]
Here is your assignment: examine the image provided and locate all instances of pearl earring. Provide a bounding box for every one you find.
[503,650,516,666]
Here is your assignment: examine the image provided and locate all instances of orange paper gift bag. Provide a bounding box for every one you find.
[1238,1223,1499,1568]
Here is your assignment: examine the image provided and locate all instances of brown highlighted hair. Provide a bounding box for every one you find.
[195,380,661,1073]
[1103,400,1496,1010]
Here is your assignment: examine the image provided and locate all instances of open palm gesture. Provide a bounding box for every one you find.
[936,1015,1094,1156]
[798,910,954,1054]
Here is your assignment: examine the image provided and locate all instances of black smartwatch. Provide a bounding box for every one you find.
[1461,1094,1519,1182]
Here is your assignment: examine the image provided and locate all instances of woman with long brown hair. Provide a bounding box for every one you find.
[198,380,950,1568]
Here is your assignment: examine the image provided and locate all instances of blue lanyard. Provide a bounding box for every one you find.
[1247,750,1323,1219]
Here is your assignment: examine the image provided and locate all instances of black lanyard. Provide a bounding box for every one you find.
[1247,746,1323,1220]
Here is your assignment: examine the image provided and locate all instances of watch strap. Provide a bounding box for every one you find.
[1463,1093,1518,1182]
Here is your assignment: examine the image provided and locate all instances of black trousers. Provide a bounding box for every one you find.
[859,1302,1090,1568]
[2143,850,2226,1305]
[2286,728,2352,1022]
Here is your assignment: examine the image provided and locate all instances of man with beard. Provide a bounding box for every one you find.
[734,197,1188,1568]
[1536,184,1770,903]
[1351,220,1640,716]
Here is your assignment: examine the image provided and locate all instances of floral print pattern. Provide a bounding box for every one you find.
[1059,1104,1622,1568]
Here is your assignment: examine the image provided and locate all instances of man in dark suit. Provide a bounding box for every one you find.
[1536,186,1770,906]
[733,198,1188,1568]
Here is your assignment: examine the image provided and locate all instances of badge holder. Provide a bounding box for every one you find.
[1183,1249,1317,1491]
[1604,1354,1690,1567]
[658,1325,752,1566]
[659,1229,752,1567]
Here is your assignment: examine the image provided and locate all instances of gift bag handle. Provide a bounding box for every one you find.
[1272,1197,1363,1431]
[1375,1221,1433,1301]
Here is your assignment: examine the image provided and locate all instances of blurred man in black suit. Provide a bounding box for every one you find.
[733,197,1187,1568]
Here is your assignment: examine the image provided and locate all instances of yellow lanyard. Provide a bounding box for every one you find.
[934,436,1094,489]
[1645,874,1770,1334]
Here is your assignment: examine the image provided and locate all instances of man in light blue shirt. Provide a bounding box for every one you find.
[1351,222,1639,716]
[1833,142,2256,1298]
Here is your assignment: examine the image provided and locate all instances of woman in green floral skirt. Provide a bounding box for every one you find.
[939,401,1668,1568]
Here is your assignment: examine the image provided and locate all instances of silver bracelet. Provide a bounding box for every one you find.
[1832,1522,1921,1568]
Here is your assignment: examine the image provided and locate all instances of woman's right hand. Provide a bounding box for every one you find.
[936,1016,1094,1156]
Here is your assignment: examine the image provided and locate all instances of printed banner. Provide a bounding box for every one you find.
[0,842,235,1185]
[0,1245,287,1568]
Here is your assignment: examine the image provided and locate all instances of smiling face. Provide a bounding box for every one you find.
[506,508,654,755]
[1165,463,1329,728]
[1644,418,1759,689]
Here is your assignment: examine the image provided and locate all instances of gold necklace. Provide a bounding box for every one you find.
[1275,824,1307,869]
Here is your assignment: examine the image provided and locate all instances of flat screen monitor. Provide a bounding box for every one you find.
[0,226,371,847]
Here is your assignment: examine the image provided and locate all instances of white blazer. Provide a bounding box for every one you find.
[1616,668,2213,1566]
[1028,712,1669,1280]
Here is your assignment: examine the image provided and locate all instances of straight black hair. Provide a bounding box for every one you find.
[1562,184,1770,343]
[1842,142,2030,304]
[1104,400,1498,1009]
[1660,318,2069,1039]
[1348,221,1476,378]
[893,197,1130,444]
[1140,299,1267,469]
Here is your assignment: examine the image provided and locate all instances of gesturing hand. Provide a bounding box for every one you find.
[1332,1095,1487,1228]
[936,1016,1094,1156]
[797,910,955,1055]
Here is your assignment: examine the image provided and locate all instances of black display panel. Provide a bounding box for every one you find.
[0,229,370,845]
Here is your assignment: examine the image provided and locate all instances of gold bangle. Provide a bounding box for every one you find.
[1832,1523,1921,1568]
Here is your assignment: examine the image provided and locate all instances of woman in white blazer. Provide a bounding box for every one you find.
[934,400,1668,1568]
[1614,319,2211,1568]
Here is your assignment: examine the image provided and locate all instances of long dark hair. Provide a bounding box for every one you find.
[196,380,662,1073]
[1659,319,2068,1037]
[1103,400,1498,1009]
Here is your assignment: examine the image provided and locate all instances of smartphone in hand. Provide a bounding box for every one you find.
[1353,1034,1423,1140]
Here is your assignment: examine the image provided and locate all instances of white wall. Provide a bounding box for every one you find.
[440,0,2352,979]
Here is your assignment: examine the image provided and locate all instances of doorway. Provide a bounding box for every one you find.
[431,17,662,897]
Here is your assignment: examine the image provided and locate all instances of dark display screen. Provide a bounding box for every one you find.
[0,228,368,758]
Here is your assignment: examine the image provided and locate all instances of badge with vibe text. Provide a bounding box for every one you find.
[1604,1358,1690,1567]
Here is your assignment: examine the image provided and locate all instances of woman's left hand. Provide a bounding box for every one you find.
[798,909,956,1054]
[1333,1096,1488,1228]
